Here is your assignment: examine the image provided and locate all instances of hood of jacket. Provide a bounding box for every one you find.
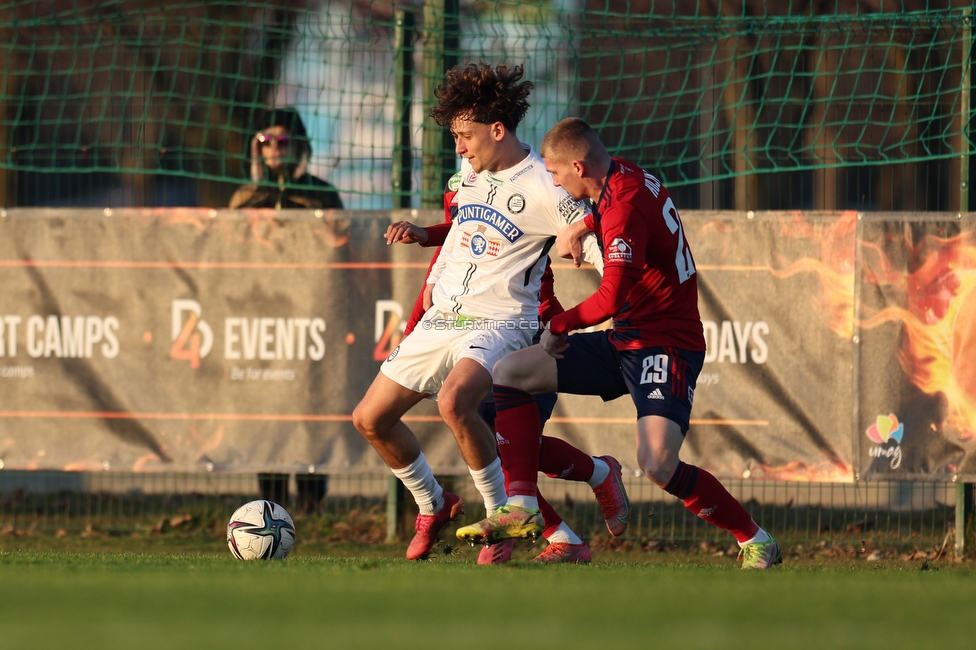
[248,108,311,183]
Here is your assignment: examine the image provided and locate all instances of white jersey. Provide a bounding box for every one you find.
[427,146,594,321]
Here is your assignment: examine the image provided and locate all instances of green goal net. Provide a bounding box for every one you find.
[0,1,972,211]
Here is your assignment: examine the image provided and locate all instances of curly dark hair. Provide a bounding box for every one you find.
[429,62,533,133]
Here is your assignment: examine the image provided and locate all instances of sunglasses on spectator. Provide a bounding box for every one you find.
[257,133,291,146]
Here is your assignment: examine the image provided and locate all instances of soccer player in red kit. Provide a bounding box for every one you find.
[456,117,781,569]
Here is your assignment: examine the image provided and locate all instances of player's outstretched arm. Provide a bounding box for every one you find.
[385,221,429,246]
[556,219,593,267]
[549,267,639,336]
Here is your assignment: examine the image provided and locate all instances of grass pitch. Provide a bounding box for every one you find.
[1,540,974,650]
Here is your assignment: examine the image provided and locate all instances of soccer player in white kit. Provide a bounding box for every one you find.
[351,62,598,560]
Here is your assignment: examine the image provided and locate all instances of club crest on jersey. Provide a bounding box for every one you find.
[466,171,479,184]
[507,193,525,214]
[459,225,501,258]
[607,237,633,263]
[455,205,523,243]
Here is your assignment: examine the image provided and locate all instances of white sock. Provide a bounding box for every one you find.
[391,453,443,516]
[469,457,507,515]
[738,527,771,548]
[545,521,582,545]
[587,457,610,488]
[506,494,539,510]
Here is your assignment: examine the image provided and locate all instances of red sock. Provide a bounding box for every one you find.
[538,491,562,537]
[665,461,759,543]
[539,436,595,482]
[493,385,541,497]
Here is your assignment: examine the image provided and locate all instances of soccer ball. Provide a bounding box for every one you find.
[226,500,296,560]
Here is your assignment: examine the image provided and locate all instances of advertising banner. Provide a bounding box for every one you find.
[681,212,857,482]
[0,208,423,474]
[854,215,976,481]
[1,209,973,480]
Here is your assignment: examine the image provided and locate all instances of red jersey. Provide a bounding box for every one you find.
[548,158,705,352]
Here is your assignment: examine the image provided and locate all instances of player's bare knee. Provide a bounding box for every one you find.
[492,355,530,389]
[638,452,676,487]
[351,403,379,439]
[436,387,472,428]
[643,466,674,488]
[436,400,460,429]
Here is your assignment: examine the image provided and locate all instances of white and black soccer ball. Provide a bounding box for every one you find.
[226,500,296,560]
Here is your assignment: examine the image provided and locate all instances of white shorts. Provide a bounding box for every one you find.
[380,307,535,396]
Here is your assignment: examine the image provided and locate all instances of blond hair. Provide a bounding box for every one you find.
[540,117,607,164]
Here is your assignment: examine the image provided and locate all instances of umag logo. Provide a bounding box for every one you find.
[866,413,903,470]
[866,413,904,444]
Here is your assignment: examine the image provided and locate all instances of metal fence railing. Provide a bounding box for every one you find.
[0,470,964,558]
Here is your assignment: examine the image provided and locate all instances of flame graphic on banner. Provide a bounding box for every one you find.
[774,213,976,440]
[755,461,853,483]
[191,423,226,461]
[858,254,976,439]
[132,453,164,472]
[62,461,109,471]
[758,213,857,480]
[769,211,858,339]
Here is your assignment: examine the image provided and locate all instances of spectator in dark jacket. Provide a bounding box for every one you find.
[230,108,343,210]
[233,108,338,509]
